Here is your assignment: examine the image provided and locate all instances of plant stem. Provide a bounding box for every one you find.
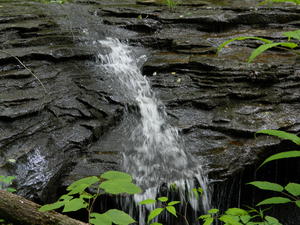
[0,49,47,93]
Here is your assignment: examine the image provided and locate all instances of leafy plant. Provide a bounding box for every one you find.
[199,207,282,225]
[164,0,178,11]
[250,130,300,208]
[139,196,180,224]
[0,176,16,193]
[40,171,141,225]
[217,30,300,63]
[259,0,300,5]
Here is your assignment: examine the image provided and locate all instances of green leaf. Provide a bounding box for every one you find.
[105,209,135,225]
[295,200,300,208]
[208,208,219,214]
[240,215,251,224]
[259,151,300,168]
[248,181,283,192]
[7,159,16,163]
[67,176,99,193]
[283,29,300,41]
[147,208,164,223]
[62,198,88,212]
[59,195,73,201]
[100,180,141,194]
[90,212,112,225]
[217,36,272,53]
[256,130,300,145]
[158,197,168,202]
[257,197,291,206]
[260,0,300,5]
[6,187,16,192]
[68,183,93,195]
[39,201,65,212]
[219,215,243,225]
[225,208,248,216]
[100,171,132,182]
[285,183,300,196]
[1,176,15,184]
[203,217,214,225]
[81,192,94,199]
[168,201,181,206]
[198,214,211,220]
[150,223,163,225]
[139,199,156,205]
[166,206,177,217]
[265,216,280,224]
[248,42,298,63]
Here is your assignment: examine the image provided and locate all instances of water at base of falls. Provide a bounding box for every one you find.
[98,38,211,224]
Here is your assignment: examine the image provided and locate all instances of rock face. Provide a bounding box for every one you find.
[0,0,299,214]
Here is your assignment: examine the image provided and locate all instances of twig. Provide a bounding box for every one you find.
[0,49,47,93]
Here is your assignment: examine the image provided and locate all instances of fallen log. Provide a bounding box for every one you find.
[0,190,87,225]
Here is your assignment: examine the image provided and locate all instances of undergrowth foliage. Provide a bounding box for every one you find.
[39,171,141,225]
[38,128,300,225]
[217,30,300,63]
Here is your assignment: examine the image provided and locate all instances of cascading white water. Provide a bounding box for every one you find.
[98,38,211,224]
[46,3,211,224]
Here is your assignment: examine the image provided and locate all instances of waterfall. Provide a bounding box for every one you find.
[98,38,211,223]
[48,4,211,223]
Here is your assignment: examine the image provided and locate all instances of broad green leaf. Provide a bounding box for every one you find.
[198,214,211,220]
[90,212,112,225]
[168,201,181,206]
[101,171,132,182]
[59,195,73,201]
[248,42,297,63]
[256,130,300,145]
[158,197,168,202]
[147,208,164,223]
[100,180,141,194]
[166,206,177,217]
[68,183,92,195]
[283,30,300,41]
[295,200,300,208]
[225,208,248,216]
[248,181,283,192]
[265,216,280,224]
[62,198,88,212]
[257,197,291,206]
[217,36,272,53]
[39,201,65,212]
[67,176,99,192]
[6,187,16,192]
[81,192,94,199]
[150,223,163,225]
[139,199,156,205]
[285,183,300,196]
[219,215,243,225]
[259,151,300,168]
[2,176,15,184]
[105,209,135,225]
[240,215,251,224]
[208,208,219,214]
[203,217,214,225]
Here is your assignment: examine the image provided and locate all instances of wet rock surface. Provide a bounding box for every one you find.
[0,0,299,211]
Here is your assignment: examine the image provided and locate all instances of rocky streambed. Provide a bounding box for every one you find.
[0,0,299,223]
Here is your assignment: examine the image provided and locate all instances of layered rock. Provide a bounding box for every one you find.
[0,0,299,211]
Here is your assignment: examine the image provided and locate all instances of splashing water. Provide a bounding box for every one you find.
[98,38,211,223]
